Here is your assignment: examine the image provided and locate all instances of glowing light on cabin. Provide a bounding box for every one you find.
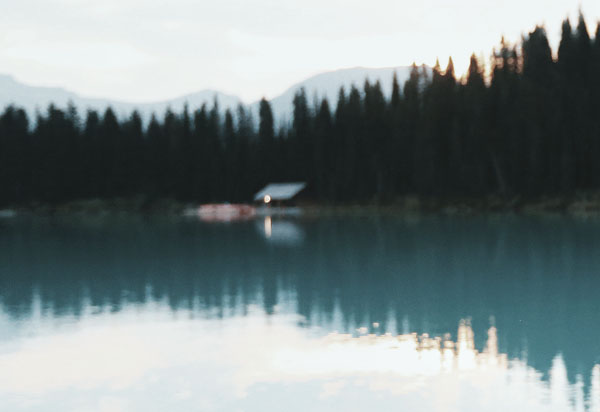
[264,195,271,204]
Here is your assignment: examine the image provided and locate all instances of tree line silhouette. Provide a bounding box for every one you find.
[1,15,600,207]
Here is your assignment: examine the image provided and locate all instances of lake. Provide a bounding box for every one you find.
[1,214,599,411]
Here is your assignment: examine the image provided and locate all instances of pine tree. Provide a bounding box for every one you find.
[442,57,460,194]
[82,110,101,198]
[314,98,333,199]
[521,26,558,193]
[223,109,238,200]
[557,19,579,191]
[121,110,144,196]
[99,107,121,198]
[291,89,311,181]
[575,13,593,189]
[400,64,422,194]
[591,24,600,187]
[488,39,522,195]
[460,54,488,194]
[389,72,404,196]
[235,104,254,199]
[391,72,401,109]
[258,98,275,185]
[363,79,389,199]
[147,114,167,197]
[161,108,179,197]
[0,106,29,205]
[206,101,223,200]
[176,104,194,200]
[191,106,208,201]
[344,86,364,200]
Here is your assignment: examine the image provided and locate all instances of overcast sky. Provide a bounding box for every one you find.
[1,0,599,103]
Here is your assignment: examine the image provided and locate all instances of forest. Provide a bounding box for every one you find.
[1,15,600,206]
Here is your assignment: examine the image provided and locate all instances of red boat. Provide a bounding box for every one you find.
[194,204,256,222]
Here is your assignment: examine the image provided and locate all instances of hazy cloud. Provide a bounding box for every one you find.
[0,0,599,102]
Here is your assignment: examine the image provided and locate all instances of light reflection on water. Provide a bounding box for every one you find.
[259,215,305,245]
[0,302,599,412]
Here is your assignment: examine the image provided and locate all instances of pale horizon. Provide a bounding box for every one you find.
[1,0,600,104]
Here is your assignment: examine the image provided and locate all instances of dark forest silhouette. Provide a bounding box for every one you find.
[1,15,600,206]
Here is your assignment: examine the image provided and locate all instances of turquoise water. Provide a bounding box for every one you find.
[1,215,599,411]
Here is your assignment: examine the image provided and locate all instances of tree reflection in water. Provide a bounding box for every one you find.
[1,215,600,398]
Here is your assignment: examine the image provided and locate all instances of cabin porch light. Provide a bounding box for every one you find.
[264,195,271,204]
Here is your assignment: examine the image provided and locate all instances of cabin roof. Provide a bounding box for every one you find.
[253,182,307,202]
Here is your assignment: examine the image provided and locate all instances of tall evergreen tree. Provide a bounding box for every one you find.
[98,107,121,197]
[0,107,29,205]
[82,110,101,198]
[206,101,223,200]
[521,26,558,193]
[121,110,144,195]
[363,80,389,199]
[291,89,312,181]
[258,98,275,185]
[399,64,422,194]
[488,39,522,195]
[314,98,333,199]
[223,109,239,200]
[459,54,488,194]
[591,24,600,187]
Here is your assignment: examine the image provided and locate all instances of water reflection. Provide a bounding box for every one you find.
[264,216,272,238]
[0,306,598,411]
[259,216,305,245]
[592,365,600,412]
[1,215,600,392]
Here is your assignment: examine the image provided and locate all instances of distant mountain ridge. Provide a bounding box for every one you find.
[0,66,419,125]
[0,74,242,123]
[258,66,415,125]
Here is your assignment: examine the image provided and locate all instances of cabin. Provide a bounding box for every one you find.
[253,182,307,206]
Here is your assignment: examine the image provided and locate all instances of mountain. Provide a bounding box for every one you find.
[257,66,416,125]
[0,66,420,125]
[0,74,242,123]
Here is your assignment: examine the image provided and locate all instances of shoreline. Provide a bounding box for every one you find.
[3,193,600,219]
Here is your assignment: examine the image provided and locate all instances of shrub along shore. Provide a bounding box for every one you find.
[3,193,600,219]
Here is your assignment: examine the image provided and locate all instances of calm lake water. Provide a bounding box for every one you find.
[1,214,599,411]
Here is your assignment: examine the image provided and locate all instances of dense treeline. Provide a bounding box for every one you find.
[1,15,600,206]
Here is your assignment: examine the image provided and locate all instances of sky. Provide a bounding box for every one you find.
[1,0,600,103]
